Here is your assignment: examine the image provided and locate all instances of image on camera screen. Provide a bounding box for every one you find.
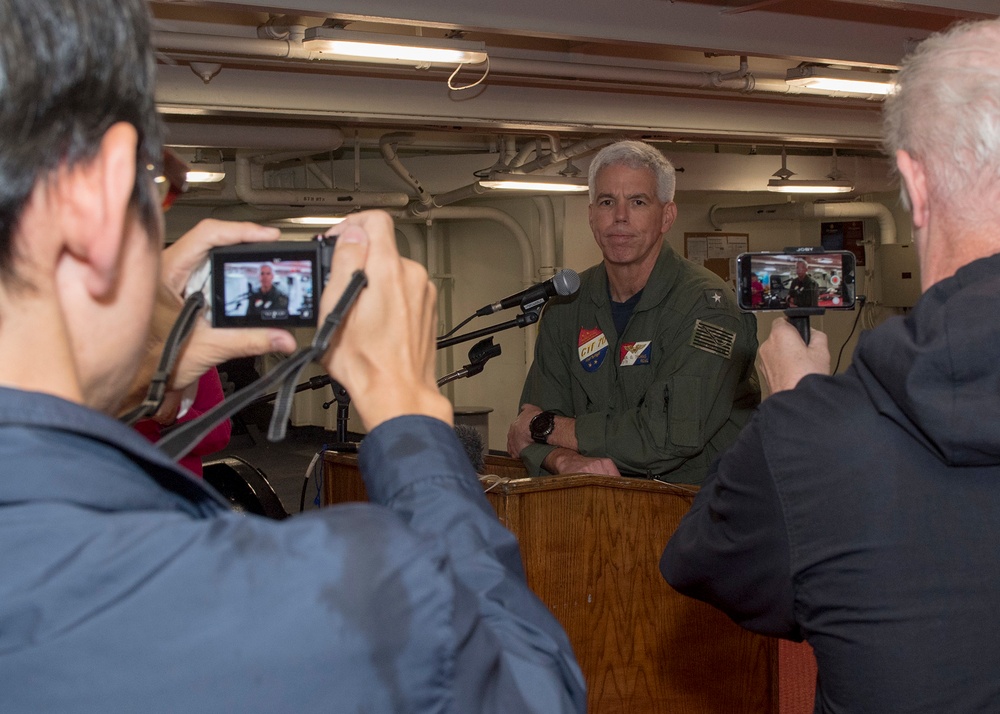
[744,253,854,310]
[221,259,315,324]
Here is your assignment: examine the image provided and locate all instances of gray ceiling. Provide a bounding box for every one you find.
[150,0,996,210]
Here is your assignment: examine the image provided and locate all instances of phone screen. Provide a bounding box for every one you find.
[736,251,856,311]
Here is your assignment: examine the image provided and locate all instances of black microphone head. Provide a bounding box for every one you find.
[553,269,581,297]
[453,424,486,473]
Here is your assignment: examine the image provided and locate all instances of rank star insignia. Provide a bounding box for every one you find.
[704,289,725,307]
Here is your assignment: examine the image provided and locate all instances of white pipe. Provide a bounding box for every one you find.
[710,201,897,245]
[233,153,410,209]
[387,206,538,365]
[395,223,428,267]
[533,197,557,280]
[516,135,617,174]
[378,132,433,207]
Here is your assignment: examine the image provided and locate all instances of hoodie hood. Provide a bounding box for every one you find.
[852,252,1000,467]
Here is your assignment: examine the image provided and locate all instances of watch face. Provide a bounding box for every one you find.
[530,411,555,443]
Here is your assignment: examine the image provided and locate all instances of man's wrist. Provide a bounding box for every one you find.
[529,410,557,444]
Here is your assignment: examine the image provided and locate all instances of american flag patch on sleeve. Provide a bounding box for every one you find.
[690,319,736,359]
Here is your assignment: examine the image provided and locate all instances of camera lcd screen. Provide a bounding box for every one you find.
[210,244,320,328]
[736,251,856,311]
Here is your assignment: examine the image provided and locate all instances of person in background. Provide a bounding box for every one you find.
[134,368,230,477]
[786,258,818,307]
[245,262,289,320]
[507,140,759,483]
[662,17,1000,713]
[0,1,586,711]
[750,271,764,308]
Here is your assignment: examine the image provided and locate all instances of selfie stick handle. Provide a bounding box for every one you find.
[784,307,825,346]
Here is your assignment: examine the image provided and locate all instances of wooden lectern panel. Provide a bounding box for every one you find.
[323,452,777,714]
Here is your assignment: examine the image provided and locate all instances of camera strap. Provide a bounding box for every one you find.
[155,270,368,461]
[120,291,208,426]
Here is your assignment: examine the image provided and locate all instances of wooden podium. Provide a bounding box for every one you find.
[323,452,777,714]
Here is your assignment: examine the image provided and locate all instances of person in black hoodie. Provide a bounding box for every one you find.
[661,17,1000,714]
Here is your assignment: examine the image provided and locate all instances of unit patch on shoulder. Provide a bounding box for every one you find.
[690,319,736,359]
[578,327,609,373]
[703,289,726,308]
[619,341,652,367]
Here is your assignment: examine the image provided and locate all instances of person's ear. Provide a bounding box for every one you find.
[895,149,928,230]
[57,122,139,298]
[660,200,677,234]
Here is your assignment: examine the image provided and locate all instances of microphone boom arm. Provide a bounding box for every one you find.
[435,309,539,350]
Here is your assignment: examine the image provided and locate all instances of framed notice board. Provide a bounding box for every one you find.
[684,232,749,289]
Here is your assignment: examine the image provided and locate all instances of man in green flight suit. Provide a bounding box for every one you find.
[506,141,759,484]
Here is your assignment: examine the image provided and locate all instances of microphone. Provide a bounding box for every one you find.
[475,269,580,316]
[454,424,486,473]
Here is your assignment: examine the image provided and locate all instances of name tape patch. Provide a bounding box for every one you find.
[690,319,736,359]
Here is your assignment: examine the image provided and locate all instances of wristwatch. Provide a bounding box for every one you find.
[529,410,557,444]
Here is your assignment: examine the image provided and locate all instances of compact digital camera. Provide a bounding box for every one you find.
[187,235,336,328]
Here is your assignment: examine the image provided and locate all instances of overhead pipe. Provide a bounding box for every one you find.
[379,132,434,208]
[533,197,557,281]
[514,135,617,175]
[709,201,896,244]
[387,206,538,364]
[233,153,410,209]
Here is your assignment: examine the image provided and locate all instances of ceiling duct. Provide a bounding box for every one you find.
[233,153,410,209]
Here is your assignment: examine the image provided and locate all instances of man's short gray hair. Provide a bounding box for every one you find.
[883,19,1000,219]
[588,141,676,203]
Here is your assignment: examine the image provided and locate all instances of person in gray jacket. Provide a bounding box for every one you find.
[0,1,585,711]
[507,141,758,482]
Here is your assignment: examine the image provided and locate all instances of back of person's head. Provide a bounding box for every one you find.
[884,18,1000,224]
[0,0,163,286]
[588,140,676,204]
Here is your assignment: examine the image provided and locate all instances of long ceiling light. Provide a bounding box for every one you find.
[303,27,487,67]
[282,216,348,226]
[785,65,895,96]
[479,173,588,193]
[766,148,854,194]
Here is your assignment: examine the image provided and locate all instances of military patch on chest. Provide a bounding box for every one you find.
[619,341,652,366]
[703,289,726,308]
[690,319,736,359]
[578,327,609,373]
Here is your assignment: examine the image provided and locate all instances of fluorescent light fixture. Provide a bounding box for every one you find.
[479,173,588,193]
[766,148,854,194]
[185,165,226,183]
[303,27,487,67]
[283,216,347,226]
[184,149,226,183]
[785,66,895,96]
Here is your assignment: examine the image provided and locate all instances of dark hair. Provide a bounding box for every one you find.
[0,0,163,284]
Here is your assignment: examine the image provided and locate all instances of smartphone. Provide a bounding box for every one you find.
[204,237,335,328]
[736,250,856,311]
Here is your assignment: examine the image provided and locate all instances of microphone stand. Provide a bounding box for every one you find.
[437,338,502,388]
[435,308,540,350]
[246,306,540,453]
